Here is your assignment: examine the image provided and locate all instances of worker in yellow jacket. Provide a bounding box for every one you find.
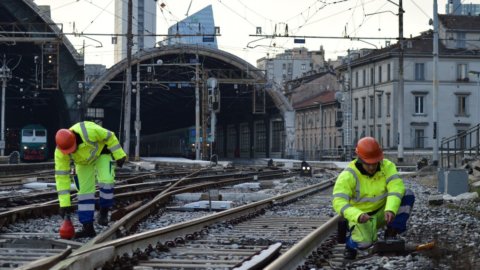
[54,121,127,238]
[332,137,415,259]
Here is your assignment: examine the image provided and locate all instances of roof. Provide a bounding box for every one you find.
[293,90,336,110]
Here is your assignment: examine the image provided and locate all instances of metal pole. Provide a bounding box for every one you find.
[210,111,216,159]
[397,0,404,162]
[432,0,439,165]
[0,71,5,156]
[123,0,133,157]
[346,49,353,160]
[134,62,141,161]
[0,55,10,156]
[195,53,200,160]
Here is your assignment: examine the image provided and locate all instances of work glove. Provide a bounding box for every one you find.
[59,206,75,219]
[116,156,127,168]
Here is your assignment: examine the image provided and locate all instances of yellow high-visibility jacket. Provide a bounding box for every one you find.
[332,159,405,225]
[54,121,127,207]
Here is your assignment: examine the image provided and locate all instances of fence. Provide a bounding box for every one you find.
[440,123,480,168]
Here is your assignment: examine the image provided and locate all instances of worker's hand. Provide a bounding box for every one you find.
[385,211,395,224]
[116,156,127,168]
[59,206,74,219]
[358,213,371,223]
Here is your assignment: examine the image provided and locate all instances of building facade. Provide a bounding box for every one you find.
[256,47,331,93]
[114,0,157,63]
[336,15,480,157]
[290,72,341,160]
[165,5,217,48]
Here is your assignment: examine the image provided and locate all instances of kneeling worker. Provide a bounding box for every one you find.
[55,121,127,238]
[332,137,415,259]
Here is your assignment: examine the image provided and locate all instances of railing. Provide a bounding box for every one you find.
[440,123,480,168]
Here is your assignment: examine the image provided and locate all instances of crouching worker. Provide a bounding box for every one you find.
[55,121,127,238]
[332,137,415,259]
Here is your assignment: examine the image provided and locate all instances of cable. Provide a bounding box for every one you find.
[80,0,115,33]
[408,0,430,19]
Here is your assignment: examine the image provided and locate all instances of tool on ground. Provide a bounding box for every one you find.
[372,239,436,255]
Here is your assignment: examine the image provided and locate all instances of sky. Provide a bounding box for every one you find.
[32,0,459,68]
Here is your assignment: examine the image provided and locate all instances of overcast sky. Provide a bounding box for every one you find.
[32,0,458,68]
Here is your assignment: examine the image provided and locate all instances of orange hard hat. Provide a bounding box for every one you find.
[55,129,77,154]
[355,137,383,164]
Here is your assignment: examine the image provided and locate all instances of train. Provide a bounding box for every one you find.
[140,126,211,159]
[19,124,49,162]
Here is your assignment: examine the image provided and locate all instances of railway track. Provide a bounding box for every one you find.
[37,175,338,269]
[2,164,314,269]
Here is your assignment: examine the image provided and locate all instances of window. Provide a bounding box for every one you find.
[362,97,366,119]
[369,96,374,119]
[456,94,468,116]
[377,94,382,117]
[415,63,425,80]
[378,65,382,83]
[386,124,391,148]
[362,69,366,86]
[301,63,306,70]
[457,130,467,149]
[457,32,466,48]
[369,125,374,136]
[86,108,104,118]
[240,124,250,153]
[355,71,359,88]
[255,122,266,152]
[354,98,359,120]
[415,129,425,148]
[271,121,284,152]
[387,63,391,81]
[414,95,425,114]
[227,125,236,153]
[23,129,33,137]
[370,67,374,85]
[457,64,468,80]
[386,93,391,117]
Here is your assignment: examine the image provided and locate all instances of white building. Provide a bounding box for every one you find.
[256,47,330,92]
[336,15,480,160]
[114,0,157,63]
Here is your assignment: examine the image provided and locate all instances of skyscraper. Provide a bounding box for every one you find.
[114,0,157,63]
[165,5,217,48]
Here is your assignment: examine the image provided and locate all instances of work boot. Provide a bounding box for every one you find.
[97,208,109,226]
[344,247,357,260]
[384,227,399,240]
[74,223,96,239]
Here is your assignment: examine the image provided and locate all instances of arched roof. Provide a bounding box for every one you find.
[86,44,293,134]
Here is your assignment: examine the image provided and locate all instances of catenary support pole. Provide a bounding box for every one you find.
[432,0,439,165]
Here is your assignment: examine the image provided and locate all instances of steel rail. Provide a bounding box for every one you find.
[264,215,341,270]
[87,169,290,245]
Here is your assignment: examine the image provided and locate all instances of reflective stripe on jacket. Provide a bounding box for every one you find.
[54,121,126,207]
[332,159,405,225]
